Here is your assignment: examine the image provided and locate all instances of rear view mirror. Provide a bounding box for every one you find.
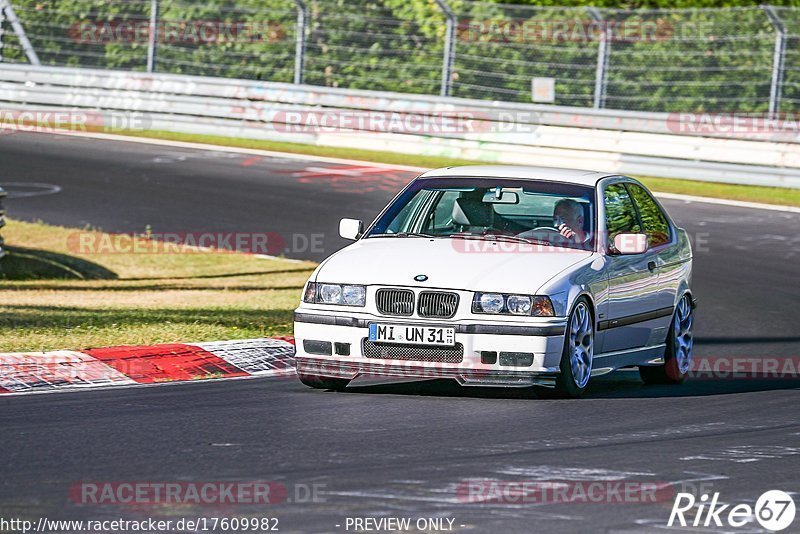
[613,233,648,255]
[339,218,363,240]
[482,187,519,204]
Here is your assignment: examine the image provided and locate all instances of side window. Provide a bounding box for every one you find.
[604,184,641,244]
[627,184,671,247]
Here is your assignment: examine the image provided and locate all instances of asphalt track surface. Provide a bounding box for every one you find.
[1,131,799,533]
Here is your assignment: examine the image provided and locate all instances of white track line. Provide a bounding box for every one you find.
[7,125,799,214]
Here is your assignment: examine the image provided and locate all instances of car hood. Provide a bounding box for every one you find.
[315,237,594,294]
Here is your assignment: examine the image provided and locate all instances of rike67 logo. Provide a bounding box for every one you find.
[669,490,796,531]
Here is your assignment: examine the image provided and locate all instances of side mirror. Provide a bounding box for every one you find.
[613,233,648,255]
[339,218,363,240]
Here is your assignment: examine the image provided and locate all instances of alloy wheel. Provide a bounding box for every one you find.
[569,302,594,388]
[673,295,694,374]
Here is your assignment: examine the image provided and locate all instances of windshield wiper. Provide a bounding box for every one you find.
[396,232,437,238]
[370,232,437,238]
[448,233,551,246]
[492,235,552,246]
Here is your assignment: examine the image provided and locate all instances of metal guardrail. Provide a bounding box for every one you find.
[0,186,7,260]
[1,64,799,188]
[1,63,799,143]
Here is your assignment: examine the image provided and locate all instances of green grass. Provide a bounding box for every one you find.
[120,129,800,208]
[124,129,482,169]
[0,219,315,352]
[634,176,800,207]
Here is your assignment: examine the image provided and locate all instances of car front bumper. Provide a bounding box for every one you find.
[293,311,568,388]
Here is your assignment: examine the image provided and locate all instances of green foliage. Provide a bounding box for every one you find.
[507,1,800,7]
[2,0,797,111]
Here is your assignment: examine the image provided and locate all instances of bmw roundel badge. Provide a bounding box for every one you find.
[414,274,428,282]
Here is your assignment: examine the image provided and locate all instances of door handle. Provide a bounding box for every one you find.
[647,261,657,272]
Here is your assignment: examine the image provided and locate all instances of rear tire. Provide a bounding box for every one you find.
[554,298,594,398]
[298,373,350,391]
[640,294,694,385]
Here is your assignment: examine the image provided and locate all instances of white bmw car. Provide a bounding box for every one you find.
[294,166,694,397]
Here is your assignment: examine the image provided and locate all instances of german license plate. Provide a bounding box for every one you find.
[369,323,455,346]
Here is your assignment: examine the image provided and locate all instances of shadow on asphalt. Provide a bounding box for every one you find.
[337,371,800,400]
[124,267,314,282]
[0,304,292,329]
[1,283,305,291]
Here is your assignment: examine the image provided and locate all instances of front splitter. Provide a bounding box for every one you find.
[295,356,558,388]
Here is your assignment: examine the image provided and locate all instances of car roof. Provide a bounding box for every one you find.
[418,165,616,187]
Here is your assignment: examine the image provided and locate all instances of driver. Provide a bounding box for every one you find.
[553,198,589,244]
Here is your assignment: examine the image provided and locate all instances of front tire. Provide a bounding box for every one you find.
[554,298,594,398]
[640,294,694,385]
[298,373,350,391]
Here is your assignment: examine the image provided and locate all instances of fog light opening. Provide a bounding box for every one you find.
[480,351,498,365]
[499,352,534,367]
[303,340,333,356]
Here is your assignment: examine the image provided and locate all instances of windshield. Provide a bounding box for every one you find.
[367,177,596,250]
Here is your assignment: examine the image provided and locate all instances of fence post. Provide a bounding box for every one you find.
[146,0,158,72]
[0,0,39,65]
[293,0,308,84]
[0,186,6,261]
[588,8,609,109]
[763,5,786,119]
[0,5,5,63]
[434,0,456,97]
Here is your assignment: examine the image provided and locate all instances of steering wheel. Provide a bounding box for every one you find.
[516,226,564,242]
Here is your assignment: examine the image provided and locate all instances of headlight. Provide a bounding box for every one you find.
[478,293,504,314]
[319,284,343,304]
[472,292,554,317]
[302,282,366,307]
[342,284,366,305]
[506,295,532,315]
